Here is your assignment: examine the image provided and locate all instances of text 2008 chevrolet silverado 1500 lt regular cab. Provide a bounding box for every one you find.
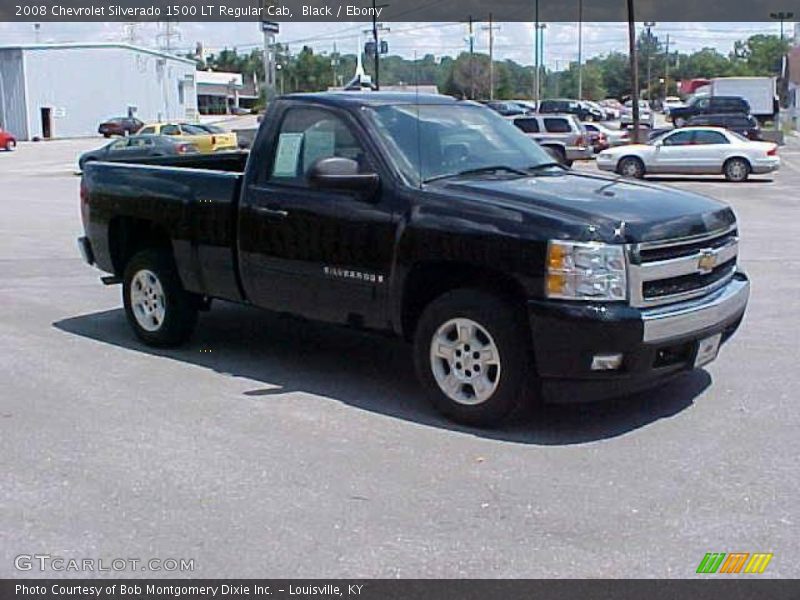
[78,93,750,426]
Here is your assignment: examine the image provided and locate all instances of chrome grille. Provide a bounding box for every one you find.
[628,226,738,308]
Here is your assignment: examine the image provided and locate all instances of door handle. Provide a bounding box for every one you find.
[253,205,289,219]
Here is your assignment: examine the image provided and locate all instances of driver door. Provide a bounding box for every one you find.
[239,106,397,327]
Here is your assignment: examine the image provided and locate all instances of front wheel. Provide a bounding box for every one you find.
[123,249,198,347]
[673,117,687,128]
[413,289,533,427]
[4,140,15,151]
[617,156,645,179]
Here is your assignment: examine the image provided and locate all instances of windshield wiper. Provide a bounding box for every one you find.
[423,165,530,184]
[527,161,567,171]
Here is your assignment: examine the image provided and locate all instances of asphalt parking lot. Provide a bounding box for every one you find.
[2,132,799,578]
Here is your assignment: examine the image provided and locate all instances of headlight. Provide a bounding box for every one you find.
[546,240,627,301]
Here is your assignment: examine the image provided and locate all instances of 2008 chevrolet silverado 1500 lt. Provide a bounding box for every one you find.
[78,93,750,426]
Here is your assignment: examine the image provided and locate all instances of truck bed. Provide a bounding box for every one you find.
[82,156,245,302]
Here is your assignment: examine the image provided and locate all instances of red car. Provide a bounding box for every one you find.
[98,117,144,138]
[1,127,16,151]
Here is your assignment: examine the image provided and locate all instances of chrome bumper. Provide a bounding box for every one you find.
[641,274,749,342]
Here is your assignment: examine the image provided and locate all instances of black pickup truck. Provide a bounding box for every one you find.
[78,92,750,426]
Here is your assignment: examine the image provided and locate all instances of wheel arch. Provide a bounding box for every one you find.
[108,216,173,277]
[399,261,530,342]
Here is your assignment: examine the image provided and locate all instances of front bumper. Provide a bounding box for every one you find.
[528,272,749,402]
[566,146,594,161]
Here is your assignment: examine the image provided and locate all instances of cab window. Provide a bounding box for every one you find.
[161,124,181,136]
[269,107,368,185]
[139,126,156,135]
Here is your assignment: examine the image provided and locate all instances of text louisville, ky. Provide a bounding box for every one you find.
[16,583,367,598]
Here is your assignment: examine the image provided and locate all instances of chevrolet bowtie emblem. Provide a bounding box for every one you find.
[698,249,717,273]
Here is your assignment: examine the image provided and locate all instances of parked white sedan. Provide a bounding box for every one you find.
[596,127,780,182]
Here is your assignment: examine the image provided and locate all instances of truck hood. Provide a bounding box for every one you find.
[437,170,735,244]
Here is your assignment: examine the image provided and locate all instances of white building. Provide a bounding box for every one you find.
[0,43,197,141]
[196,70,259,115]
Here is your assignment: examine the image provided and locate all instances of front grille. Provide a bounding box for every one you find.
[640,229,738,263]
[629,227,738,308]
[643,258,736,299]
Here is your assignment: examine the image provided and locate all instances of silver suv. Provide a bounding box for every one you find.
[509,113,592,166]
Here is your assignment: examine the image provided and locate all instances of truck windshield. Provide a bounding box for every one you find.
[367,103,553,184]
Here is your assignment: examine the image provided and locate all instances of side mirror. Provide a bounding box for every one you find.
[308,157,380,195]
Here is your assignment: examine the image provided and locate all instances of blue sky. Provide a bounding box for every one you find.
[0,21,794,67]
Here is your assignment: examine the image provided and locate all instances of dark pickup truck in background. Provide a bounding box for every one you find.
[78,93,750,426]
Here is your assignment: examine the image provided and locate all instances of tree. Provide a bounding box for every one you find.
[731,34,789,76]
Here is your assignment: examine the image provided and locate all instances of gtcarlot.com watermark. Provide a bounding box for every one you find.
[15,554,195,573]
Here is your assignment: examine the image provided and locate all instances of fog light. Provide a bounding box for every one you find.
[591,353,623,371]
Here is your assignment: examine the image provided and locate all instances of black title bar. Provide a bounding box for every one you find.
[0,0,794,22]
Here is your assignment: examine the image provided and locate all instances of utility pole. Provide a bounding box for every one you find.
[468,15,475,99]
[372,0,380,89]
[627,0,640,142]
[157,21,181,53]
[577,0,583,100]
[664,34,670,101]
[260,21,279,98]
[482,13,500,100]
[537,24,546,102]
[554,59,560,97]
[533,0,539,104]
[331,42,340,88]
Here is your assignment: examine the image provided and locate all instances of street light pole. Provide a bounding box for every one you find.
[533,0,539,104]
[644,22,655,104]
[535,23,546,102]
[770,12,794,40]
[577,0,583,100]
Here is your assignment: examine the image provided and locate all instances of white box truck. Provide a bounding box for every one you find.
[709,77,776,119]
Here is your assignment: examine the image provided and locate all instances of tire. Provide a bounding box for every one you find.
[103,133,111,138]
[413,289,533,427]
[723,157,751,183]
[617,156,645,179]
[545,146,568,166]
[4,140,15,151]
[673,117,686,128]
[123,249,198,347]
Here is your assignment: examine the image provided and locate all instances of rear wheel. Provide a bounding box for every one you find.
[617,156,645,179]
[673,117,687,128]
[123,249,198,347]
[724,157,751,182]
[4,139,15,151]
[413,289,533,427]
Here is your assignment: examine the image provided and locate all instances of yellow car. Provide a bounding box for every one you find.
[136,122,238,153]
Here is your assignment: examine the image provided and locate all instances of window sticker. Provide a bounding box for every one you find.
[303,129,336,172]
[272,132,304,177]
